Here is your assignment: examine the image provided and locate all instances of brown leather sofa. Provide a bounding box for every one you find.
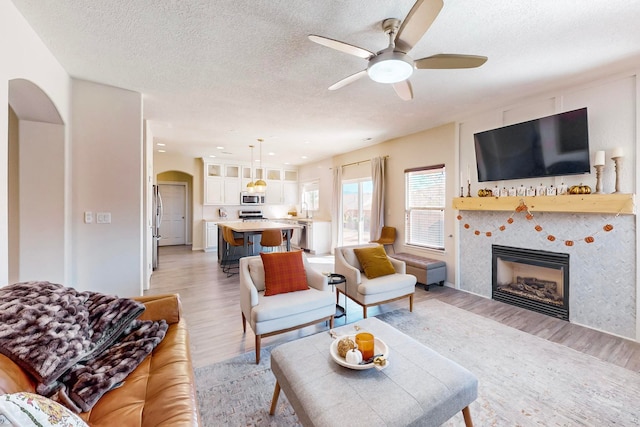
[0,293,200,426]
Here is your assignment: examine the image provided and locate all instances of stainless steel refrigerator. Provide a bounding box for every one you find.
[152,185,163,270]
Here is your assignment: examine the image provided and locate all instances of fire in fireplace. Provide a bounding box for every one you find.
[492,245,569,320]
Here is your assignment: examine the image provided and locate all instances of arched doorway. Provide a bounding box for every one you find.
[8,79,66,283]
[157,170,194,246]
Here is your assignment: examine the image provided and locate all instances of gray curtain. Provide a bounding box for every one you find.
[331,166,343,251]
[370,157,385,240]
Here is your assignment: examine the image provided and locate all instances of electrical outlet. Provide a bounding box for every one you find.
[84,211,93,224]
[96,212,112,224]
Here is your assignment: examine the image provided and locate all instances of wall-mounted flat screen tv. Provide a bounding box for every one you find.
[474,107,590,182]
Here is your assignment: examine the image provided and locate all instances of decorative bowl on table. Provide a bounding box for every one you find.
[330,335,389,370]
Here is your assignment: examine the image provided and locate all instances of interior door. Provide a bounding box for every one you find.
[159,183,186,246]
[341,179,372,245]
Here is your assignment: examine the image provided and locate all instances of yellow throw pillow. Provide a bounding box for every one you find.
[353,245,396,279]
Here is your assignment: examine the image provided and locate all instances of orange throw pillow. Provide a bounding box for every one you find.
[354,245,396,279]
[261,251,309,296]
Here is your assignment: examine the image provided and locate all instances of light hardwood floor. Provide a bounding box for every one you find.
[147,245,640,371]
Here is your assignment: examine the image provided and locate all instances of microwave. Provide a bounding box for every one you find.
[240,192,265,205]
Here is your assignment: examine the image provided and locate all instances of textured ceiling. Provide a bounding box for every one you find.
[10,0,640,166]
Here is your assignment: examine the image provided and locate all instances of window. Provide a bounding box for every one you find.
[405,164,445,250]
[341,179,372,245]
[301,181,319,212]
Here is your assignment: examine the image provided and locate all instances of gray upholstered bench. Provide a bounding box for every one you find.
[391,253,446,291]
[269,317,477,427]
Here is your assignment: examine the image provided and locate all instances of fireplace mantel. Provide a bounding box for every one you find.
[452,194,635,215]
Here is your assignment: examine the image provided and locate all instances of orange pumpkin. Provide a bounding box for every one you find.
[603,224,614,232]
[565,240,574,246]
[526,214,534,220]
[584,236,595,243]
[547,235,556,241]
[474,230,480,235]
[507,218,514,224]
[464,223,470,229]
[456,215,462,220]
[486,232,492,237]
[535,225,543,232]
[499,225,506,231]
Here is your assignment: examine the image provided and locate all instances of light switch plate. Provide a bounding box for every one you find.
[84,211,93,224]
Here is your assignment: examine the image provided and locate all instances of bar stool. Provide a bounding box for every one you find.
[221,226,251,276]
[260,229,283,253]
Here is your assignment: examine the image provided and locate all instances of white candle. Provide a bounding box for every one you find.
[611,147,623,158]
[460,172,463,185]
[594,151,605,166]
[467,165,470,182]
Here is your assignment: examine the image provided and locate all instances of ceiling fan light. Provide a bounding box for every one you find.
[368,52,414,84]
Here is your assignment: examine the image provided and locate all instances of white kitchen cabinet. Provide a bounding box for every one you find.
[204,177,224,205]
[283,169,298,205]
[203,159,297,206]
[204,221,218,252]
[204,176,240,205]
[203,160,241,205]
[307,221,331,255]
[223,179,240,205]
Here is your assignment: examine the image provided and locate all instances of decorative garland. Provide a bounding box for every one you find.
[456,200,617,246]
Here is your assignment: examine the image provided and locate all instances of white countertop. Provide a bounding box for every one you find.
[272,217,330,223]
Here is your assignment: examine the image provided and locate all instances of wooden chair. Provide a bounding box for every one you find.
[370,226,396,253]
[260,229,283,253]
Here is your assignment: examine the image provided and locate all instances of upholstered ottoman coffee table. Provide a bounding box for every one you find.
[269,317,477,426]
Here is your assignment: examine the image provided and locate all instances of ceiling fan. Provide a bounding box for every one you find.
[308,0,487,101]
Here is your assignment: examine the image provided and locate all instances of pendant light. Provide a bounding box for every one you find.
[254,138,267,193]
[246,145,255,192]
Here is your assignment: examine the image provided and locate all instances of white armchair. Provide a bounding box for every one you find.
[334,244,417,318]
[240,254,335,364]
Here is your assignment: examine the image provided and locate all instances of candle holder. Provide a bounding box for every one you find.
[612,156,623,193]
[460,186,464,198]
[466,181,471,197]
[593,164,604,194]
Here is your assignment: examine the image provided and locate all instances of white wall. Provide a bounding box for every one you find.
[459,73,637,195]
[0,1,71,285]
[71,79,143,296]
[300,123,458,283]
[456,71,639,340]
[154,152,203,249]
[19,120,65,282]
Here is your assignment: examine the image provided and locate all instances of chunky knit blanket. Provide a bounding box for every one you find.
[0,281,168,412]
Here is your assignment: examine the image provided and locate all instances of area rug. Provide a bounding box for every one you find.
[195,300,640,426]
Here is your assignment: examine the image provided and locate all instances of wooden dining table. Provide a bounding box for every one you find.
[221,221,301,256]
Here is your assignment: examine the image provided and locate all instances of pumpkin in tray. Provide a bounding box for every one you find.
[337,337,356,358]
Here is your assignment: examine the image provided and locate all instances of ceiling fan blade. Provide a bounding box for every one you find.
[395,0,444,53]
[328,70,368,91]
[392,80,414,101]
[415,54,488,69]
[308,35,374,59]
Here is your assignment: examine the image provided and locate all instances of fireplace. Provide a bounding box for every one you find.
[492,245,569,320]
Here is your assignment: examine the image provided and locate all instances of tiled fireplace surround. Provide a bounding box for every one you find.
[458,210,636,339]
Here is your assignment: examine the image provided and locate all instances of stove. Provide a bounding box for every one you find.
[238,210,268,221]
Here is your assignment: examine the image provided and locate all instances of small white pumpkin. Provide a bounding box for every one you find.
[345,347,363,364]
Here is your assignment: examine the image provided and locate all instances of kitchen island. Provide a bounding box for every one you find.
[217,221,301,260]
